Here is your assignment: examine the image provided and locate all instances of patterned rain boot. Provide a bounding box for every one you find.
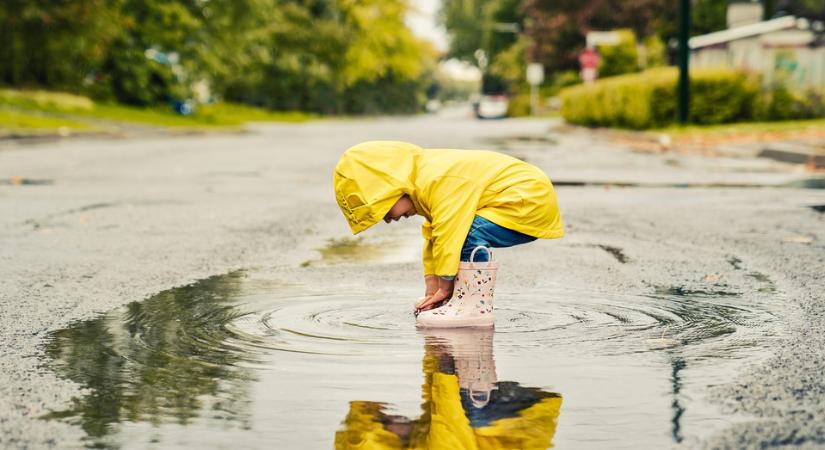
[416,246,497,328]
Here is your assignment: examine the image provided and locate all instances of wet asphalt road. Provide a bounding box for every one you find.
[1,109,824,449]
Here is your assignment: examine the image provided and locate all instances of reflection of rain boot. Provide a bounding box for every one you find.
[421,327,498,409]
[417,246,497,328]
[451,328,497,409]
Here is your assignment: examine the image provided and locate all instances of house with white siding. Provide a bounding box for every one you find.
[689,2,825,90]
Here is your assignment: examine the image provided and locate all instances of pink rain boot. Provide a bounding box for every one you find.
[416,246,497,328]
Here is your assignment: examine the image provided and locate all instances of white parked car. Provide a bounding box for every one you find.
[475,94,509,119]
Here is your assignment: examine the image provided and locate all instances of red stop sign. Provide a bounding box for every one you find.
[579,48,600,69]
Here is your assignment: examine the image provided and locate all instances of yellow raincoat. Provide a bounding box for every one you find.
[333,141,564,276]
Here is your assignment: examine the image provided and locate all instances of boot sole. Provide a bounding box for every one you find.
[415,315,495,328]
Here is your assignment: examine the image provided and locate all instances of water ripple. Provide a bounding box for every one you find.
[222,287,776,359]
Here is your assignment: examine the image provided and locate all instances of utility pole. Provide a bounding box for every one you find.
[678,0,691,124]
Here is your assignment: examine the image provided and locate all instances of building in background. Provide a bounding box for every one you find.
[690,1,824,89]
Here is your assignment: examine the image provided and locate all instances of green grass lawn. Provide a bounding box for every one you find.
[0,88,316,134]
[0,108,96,134]
[655,118,825,137]
[85,102,316,128]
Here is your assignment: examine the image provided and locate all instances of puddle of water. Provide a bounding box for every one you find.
[304,235,419,267]
[727,256,743,270]
[595,244,628,263]
[569,243,629,264]
[654,285,740,297]
[43,272,783,449]
[318,236,379,262]
[786,178,825,189]
[0,176,54,185]
[205,170,261,178]
[483,135,558,147]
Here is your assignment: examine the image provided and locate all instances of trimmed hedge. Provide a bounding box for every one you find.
[559,68,759,129]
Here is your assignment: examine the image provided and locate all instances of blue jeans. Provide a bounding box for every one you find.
[441,216,536,280]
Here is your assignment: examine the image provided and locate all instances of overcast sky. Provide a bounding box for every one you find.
[406,0,449,52]
[406,0,481,81]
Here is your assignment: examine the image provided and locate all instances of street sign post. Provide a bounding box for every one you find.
[526,63,544,116]
[579,48,600,83]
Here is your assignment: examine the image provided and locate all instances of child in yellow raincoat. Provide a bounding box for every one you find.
[333,141,563,327]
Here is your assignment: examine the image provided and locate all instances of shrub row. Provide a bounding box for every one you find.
[559,68,823,129]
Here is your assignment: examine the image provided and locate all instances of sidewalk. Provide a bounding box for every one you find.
[559,120,825,170]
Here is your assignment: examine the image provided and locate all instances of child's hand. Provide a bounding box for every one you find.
[416,278,454,312]
[415,275,441,316]
[424,275,439,297]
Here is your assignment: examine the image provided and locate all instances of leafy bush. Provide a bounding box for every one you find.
[799,89,825,118]
[690,70,759,124]
[597,29,639,78]
[560,68,760,129]
[547,71,581,96]
[507,90,531,117]
[641,35,667,69]
[754,85,825,121]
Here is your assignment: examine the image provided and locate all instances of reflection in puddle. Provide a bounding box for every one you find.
[319,237,383,262]
[336,328,562,449]
[44,273,256,446]
[670,357,687,444]
[43,271,783,449]
[303,235,418,267]
[786,178,825,189]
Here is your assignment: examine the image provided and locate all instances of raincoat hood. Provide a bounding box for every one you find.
[333,141,420,234]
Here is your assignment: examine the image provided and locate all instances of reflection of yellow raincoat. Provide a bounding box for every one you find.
[333,141,564,276]
[334,354,562,450]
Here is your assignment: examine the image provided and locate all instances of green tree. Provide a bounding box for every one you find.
[440,0,523,95]
[220,0,435,114]
[0,0,122,89]
[440,0,487,63]
[1,0,435,113]
[767,0,825,20]
[521,0,675,73]
[692,0,728,35]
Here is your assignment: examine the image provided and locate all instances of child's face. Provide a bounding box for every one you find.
[384,195,416,223]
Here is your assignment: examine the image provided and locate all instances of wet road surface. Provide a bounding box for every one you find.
[2,109,825,449]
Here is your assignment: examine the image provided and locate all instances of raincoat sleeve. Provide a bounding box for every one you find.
[428,176,484,277]
[422,220,435,275]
